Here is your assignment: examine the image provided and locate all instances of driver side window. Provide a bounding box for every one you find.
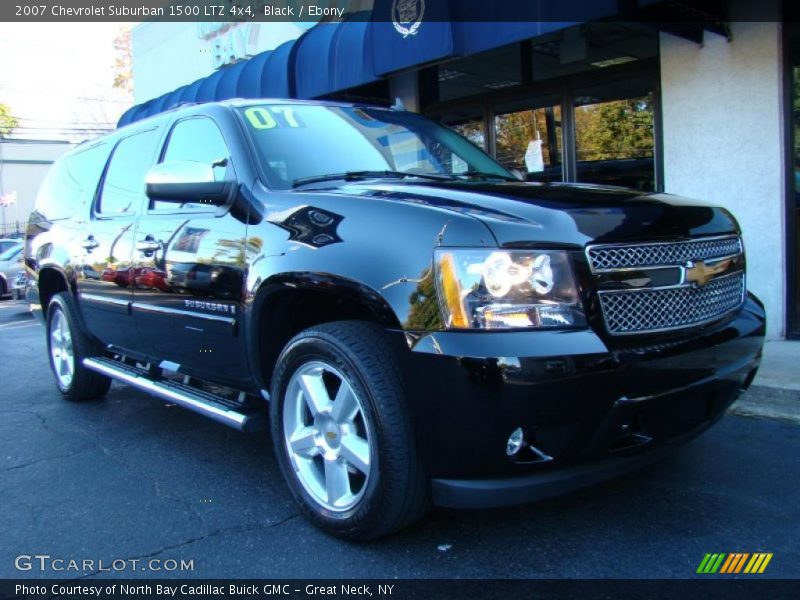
[152,117,233,211]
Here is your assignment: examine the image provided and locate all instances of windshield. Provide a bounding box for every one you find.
[237,104,512,190]
[0,245,21,261]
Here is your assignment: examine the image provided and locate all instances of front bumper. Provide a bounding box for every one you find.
[395,294,765,509]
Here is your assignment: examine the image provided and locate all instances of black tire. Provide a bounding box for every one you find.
[46,292,111,402]
[270,320,430,540]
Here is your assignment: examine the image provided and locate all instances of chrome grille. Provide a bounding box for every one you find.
[598,272,745,335]
[587,236,742,271]
[587,235,745,335]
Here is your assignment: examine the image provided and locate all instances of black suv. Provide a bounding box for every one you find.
[24,100,765,540]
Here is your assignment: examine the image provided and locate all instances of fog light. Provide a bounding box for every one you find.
[506,427,526,456]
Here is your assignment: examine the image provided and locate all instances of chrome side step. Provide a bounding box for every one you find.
[83,357,266,432]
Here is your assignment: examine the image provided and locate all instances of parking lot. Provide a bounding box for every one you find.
[1,298,798,579]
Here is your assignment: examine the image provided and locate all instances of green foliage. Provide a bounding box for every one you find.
[0,103,18,137]
[495,109,561,169]
[574,95,654,161]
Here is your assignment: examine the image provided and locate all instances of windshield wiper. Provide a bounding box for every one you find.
[454,171,519,182]
[292,170,452,188]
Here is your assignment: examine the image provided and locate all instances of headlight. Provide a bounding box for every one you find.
[434,248,584,329]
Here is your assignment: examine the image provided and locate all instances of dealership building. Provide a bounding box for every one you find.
[128,0,799,340]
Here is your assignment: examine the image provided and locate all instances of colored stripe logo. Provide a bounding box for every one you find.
[697,553,773,574]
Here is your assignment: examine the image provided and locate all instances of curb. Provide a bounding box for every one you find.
[729,385,800,425]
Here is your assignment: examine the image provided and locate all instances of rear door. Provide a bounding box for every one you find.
[76,128,161,353]
[130,115,250,386]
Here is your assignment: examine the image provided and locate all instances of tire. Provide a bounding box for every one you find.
[46,292,111,402]
[270,321,429,540]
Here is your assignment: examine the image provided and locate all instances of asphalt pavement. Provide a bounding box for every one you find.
[1,299,798,579]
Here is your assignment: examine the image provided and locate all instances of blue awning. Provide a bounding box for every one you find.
[294,13,378,99]
[162,86,186,112]
[370,0,455,76]
[179,78,204,103]
[196,69,226,102]
[117,104,139,127]
[217,61,248,100]
[144,93,171,118]
[130,98,158,122]
[261,39,294,98]
[237,50,273,97]
[118,0,638,127]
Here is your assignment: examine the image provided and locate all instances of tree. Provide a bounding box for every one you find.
[406,270,441,330]
[574,95,654,161]
[112,26,133,96]
[0,103,18,137]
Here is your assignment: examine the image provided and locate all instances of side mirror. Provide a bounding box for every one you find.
[145,161,235,206]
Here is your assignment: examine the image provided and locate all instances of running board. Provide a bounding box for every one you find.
[83,357,266,432]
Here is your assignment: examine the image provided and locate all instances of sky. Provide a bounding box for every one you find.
[0,22,135,142]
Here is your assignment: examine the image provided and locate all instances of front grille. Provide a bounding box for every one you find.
[587,236,742,271]
[598,272,745,335]
[587,235,746,335]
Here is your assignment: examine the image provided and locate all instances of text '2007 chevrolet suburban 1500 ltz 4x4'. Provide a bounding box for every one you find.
[23,100,765,540]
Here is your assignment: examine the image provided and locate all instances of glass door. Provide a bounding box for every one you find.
[494,95,563,183]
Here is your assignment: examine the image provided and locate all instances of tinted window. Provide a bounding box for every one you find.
[98,129,160,215]
[32,143,110,222]
[153,117,232,211]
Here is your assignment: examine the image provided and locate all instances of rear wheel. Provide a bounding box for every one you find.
[270,321,429,540]
[47,292,111,402]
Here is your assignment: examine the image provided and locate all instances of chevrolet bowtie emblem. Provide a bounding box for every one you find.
[685,259,731,287]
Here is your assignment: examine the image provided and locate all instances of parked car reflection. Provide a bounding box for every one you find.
[166,262,243,299]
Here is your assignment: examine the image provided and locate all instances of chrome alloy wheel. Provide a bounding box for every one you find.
[49,310,75,389]
[283,361,373,512]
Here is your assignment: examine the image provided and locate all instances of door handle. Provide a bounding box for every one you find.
[136,236,161,255]
[80,236,99,251]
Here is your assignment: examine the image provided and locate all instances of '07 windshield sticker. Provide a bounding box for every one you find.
[244,107,303,130]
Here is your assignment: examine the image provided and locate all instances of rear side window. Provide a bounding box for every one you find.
[98,128,160,215]
[152,117,233,211]
[32,143,109,222]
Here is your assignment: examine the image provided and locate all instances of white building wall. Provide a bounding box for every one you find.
[0,139,73,235]
[660,21,786,338]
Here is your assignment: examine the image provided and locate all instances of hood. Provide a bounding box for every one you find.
[308,180,739,248]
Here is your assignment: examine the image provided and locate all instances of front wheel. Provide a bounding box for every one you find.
[270,321,429,540]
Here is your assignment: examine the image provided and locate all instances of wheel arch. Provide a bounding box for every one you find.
[248,272,404,392]
[38,266,72,314]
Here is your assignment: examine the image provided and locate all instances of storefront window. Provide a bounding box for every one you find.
[495,105,562,182]
[574,80,655,191]
[425,25,660,190]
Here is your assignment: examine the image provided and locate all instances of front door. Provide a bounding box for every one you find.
[77,128,161,353]
[131,116,249,386]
